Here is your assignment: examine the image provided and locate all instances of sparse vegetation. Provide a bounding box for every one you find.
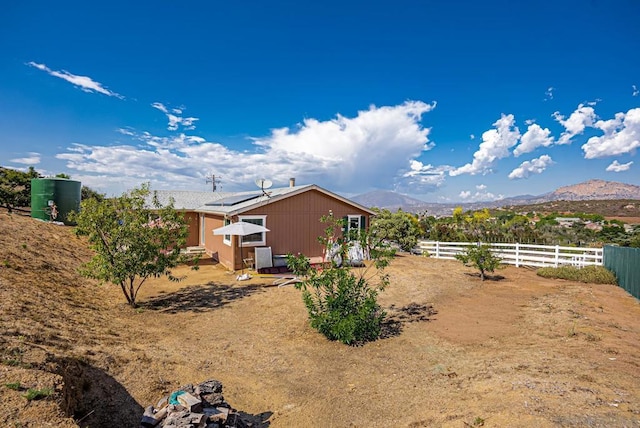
[464,416,486,427]
[536,265,617,284]
[23,387,53,401]
[5,382,21,390]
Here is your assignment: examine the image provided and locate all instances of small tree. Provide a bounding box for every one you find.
[370,208,422,252]
[81,185,105,202]
[70,183,196,307]
[0,166,41,213]
[288,214,394,345]
[455,244,502,281]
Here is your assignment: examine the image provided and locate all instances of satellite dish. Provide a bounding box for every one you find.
[255,178,273,198]
[255,179,273,190]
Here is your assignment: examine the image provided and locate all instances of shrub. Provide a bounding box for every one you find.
[24,387,53,401]
[536,265,617,284]
[289,214,394,345]
[455,244,503,281]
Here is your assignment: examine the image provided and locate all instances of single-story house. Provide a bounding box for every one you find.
[152,181,375,271]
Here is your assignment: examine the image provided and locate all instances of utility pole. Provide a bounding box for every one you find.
[205,174,218,192]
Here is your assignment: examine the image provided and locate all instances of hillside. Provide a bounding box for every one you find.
[353,179,640,215]
[351,190,427,210]
[0,212,143,427]
[548,179,640,200]
[500,199,640,219]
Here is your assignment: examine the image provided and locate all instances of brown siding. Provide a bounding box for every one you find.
[198,189,371,271]
[240,189,370,260]
[202,214,237,269]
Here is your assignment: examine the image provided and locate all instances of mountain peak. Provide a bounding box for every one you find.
[550,179,640,200]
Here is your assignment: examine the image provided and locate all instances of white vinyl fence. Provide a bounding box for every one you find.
[416,241,603,268]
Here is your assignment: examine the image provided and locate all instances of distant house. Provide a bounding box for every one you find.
[152,181,375,271]
[555,217,581,227]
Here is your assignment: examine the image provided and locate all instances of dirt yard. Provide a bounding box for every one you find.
[1,212,639,427]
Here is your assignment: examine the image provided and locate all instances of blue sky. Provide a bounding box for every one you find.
[1,0,639,202]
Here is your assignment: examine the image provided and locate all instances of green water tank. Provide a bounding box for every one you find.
[31,178,81,225]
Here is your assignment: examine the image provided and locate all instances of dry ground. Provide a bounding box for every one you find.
[1,211,639,427]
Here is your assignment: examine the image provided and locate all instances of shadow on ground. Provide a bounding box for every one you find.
[141,282,264,313]
[381,302,438,339]
[239,410,274,427]
[464,272,506,281]
[53,356,143,428]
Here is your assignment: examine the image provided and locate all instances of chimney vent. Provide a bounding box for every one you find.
[289,178,295,187]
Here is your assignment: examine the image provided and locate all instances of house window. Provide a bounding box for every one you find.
[223,218,232,246]
[238,215,267,246]
[344,215,366,239]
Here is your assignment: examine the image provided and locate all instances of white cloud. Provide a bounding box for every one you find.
[151,102,169,114]
[508,154,554,180]
[513,123,554,156]
[117,128,136,136]
[458,188,497,201]
[57,101,438,194]
[476,184,487,190]
[552,104,596,145]
[470,134,475,140]
[400,160,453,192]
[606,160,633,172]
[27,62,123,99]
[633,85,639,97]
[581,108,640,158]
[524,119,535,126]
[450,114,520,176]
[152,102,199,130]
[10,152,41,165]
[544,87,554,101]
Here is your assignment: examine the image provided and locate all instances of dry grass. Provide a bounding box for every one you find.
[2,211,640,427]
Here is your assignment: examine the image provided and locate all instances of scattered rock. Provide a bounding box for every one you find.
[141,379,250,428]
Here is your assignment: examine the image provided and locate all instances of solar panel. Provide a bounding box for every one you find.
[205,193,262,206]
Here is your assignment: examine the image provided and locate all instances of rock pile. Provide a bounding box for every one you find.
[140,379,250,428]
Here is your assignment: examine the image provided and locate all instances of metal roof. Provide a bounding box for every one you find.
[150,184,376,216]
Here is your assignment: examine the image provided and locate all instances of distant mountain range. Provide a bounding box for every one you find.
[351,180,640,216]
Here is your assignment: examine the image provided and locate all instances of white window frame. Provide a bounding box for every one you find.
[347,215,364,233]
[222,218,232,246]
[238,215,267,247]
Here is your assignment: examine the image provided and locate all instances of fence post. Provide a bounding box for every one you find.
[435,241,440,258]
[515,242,520,268]
[555,245,560,267]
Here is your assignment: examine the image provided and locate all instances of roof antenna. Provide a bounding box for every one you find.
[255,178,273,197]
[206,174,219,192]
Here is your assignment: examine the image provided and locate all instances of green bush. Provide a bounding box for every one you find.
[301,267,385,344]
[536,265,617,284]
[455,244,503,281]
[289,214,393,345]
